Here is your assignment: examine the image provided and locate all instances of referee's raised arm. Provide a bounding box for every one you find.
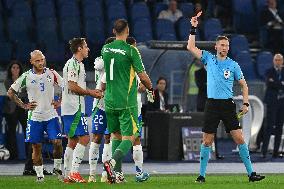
[187,11,202,59]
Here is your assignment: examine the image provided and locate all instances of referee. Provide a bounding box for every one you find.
[187,12,265,183]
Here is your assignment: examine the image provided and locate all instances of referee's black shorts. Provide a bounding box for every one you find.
[203,98,241,134]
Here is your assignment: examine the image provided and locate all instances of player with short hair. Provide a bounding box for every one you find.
[102,19,153,184]
[7,50,63,182]
[62,38,102,183]
[187,12,265,183]
[88,37,115,183]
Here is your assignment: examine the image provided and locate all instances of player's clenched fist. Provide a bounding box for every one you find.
[88,89,103,99]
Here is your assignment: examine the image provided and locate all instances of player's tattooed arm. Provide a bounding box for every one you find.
[138,83,146,93]
[68,81,103,99]
[7,88,37,110]
[137,72,152,90]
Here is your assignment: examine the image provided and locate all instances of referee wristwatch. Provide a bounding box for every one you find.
[243,103,249,107]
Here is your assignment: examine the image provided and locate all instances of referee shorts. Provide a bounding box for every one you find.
[203,98,241,134]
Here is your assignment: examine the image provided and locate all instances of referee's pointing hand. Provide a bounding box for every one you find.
[190,11,202,27]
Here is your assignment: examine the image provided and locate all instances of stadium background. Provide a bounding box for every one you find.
[0,0,283,176]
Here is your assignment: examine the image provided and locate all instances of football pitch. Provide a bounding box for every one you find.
[0,174,283,189]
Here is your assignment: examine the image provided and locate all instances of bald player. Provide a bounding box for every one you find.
[7,50,64,182]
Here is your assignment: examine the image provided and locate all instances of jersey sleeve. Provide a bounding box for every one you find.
[10,72,27,92]
[51,70,63,87]
[130,46,145,74]
[67,61,79,83]
[200,50,213,65]
[234,63,244,80]
[94,56,104,71]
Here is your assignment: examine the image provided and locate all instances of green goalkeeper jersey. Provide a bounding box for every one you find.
[102,40,145,110]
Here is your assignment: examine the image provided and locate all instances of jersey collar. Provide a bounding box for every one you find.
[31,67,46,75]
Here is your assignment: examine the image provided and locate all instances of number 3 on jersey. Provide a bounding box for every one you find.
[110,58,114,80]
[40,83,45,91]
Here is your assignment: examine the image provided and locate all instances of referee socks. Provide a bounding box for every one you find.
[238,143,253,176]
[199,144,211,177]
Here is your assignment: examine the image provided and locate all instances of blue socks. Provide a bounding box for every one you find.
[238,143,253,176]
[199,144,211,177]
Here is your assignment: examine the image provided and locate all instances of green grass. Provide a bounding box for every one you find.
[0,174,283,189]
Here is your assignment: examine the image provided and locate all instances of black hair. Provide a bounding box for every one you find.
[126,37,136,46]
[105,37,116,45]
[6,60,24,80]
[156,76,167,85]
[69,38,86,54]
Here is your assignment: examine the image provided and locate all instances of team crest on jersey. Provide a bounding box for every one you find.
[47,75,52,82]
[31,80,36,84]
[70,71,76,77]
[223,70,231,79]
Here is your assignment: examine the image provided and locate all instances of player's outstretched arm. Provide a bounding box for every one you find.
[187,11,202,59]
[7,88,37,110]
[68,81,102,99]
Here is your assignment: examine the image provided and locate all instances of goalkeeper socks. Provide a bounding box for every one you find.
[89,142,100,176]
[238,143,253,176]
[199,144,211,177]
[54,158,62,170]
[64,147,73,177]
[133,144,143,173]
[71,143,85,173]
[35,165,44,178]
[112,140,133,172]
[112,139,122,155]
[102,143,112,163]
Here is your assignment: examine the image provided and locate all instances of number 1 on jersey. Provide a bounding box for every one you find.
[110,58,114,80]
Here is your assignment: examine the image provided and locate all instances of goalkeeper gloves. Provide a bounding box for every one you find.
[146,88,155,103]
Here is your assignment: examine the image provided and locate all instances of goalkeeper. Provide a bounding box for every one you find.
[101,19,153,184]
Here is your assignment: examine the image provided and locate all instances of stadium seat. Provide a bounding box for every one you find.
[159,33,177,41]
[0,16,6,42]
[82,1,103,19]
[84,19,105,45]
[57,0,77,7]
[0,42,13,64]
[156,19,176,40]
[203,18,223,41]
[2,0,17,10]
[8,17,31,43]
[60,18,81,42]
[105,0,125,7]
[59,3,80,19]
[44,42,66,66]
[179,3,194,18]
[232,0,258,33]
[35,1,56,20]
[10,1,33,23]
[133,18,153,42]
[15,42,37,63]
[37,18,59,44]
[176,17,200,41]
[153,2,168,17]
[256,51,273,79]
[131,2,151,24]
[107,3,128,22]
[230,35,250,58]
[234,51,257,81]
